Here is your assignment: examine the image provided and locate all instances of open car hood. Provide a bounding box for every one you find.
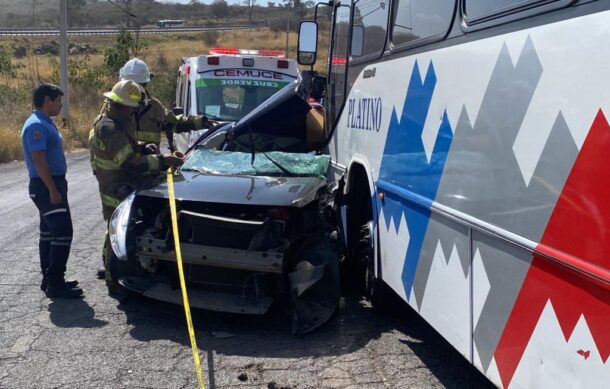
[137,171,326,207]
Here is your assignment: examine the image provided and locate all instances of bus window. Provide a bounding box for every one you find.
[391,0,455,47]
[351,0,389,59]
[464,0,555,21]
[328,5,351,127]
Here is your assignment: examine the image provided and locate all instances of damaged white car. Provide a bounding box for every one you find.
[106,82,339,334]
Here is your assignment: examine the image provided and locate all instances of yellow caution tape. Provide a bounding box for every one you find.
[167,168,206,389]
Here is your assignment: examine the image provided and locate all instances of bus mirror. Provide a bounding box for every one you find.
[298,21,318,66]
[172,107,184,116]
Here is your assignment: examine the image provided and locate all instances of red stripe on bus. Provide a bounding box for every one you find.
[495,110,610,388]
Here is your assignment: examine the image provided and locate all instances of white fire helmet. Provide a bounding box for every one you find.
[119,58,151,84]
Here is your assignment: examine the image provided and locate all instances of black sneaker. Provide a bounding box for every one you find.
[96,268,106,280]
[46,284,83,299]
[40,279,79,292]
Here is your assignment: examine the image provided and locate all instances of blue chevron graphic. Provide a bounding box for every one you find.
[377,60,453,298]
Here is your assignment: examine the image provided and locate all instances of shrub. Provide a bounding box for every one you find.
[201,30,219,46]
[146,53,179,107]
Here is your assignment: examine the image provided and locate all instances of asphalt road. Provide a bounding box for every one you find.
[0,151,495,389]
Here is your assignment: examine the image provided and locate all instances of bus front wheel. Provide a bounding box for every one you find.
[359,221,389,311]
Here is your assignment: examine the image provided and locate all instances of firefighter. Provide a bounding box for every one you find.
[116,58,214,151]
[89,80,183,283]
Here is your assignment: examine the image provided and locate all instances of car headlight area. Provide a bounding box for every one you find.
[108,192,136,260]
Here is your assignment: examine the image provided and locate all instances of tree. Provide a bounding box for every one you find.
[103,30,145,74]
[210,0,229,18]
[0,45,18,84]
[113,0,135,27]
[243,0,257,21]
[293,0,308,20]
[67,0,86,27]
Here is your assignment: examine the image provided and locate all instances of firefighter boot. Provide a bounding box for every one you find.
[40,277,79,292]
[46,278,83,299]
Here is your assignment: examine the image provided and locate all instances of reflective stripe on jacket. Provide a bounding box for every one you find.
[89,111,164,219]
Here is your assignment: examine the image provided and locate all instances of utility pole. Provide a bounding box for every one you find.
[285,0,291,55]
[59,0,69,124]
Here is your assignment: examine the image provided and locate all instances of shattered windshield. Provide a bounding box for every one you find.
[181,149,330,177]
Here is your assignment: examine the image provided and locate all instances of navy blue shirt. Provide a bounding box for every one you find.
[21,111,67,178]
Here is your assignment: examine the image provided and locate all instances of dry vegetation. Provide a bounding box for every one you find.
[0,28,328,163]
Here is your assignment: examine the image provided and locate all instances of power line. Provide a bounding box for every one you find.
[106,0,137,18]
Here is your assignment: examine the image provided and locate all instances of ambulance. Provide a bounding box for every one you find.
[173,48,299,151]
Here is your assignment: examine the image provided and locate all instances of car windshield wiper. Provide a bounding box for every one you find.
[179,167,208,174]
[203,113,222,120]
[234,135,296,177]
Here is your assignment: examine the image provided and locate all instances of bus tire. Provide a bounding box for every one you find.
[359,221,389,311]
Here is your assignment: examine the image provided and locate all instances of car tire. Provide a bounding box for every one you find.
[105,244,125,296]
[104,238,140,298]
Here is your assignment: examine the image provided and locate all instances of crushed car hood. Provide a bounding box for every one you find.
[137,171,326,207]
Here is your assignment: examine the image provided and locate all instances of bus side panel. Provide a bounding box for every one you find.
[492,106,610,388]
[330,8,610,388]
[412,210,471,360]
[470,231,534,388]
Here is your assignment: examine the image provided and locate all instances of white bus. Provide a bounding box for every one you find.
[298,0,610,387]
[156,19,185,29]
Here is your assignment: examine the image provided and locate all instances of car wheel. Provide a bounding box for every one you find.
[104,236,139,297]
[104,243,125,296]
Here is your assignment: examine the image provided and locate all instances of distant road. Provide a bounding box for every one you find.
[0,25,257,37]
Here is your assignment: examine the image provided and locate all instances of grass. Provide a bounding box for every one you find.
[0,28,329,163]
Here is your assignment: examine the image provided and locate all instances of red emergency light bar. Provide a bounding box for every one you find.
[209,47,240,55]
[208,48,286,58]
[258,50,286,58]
[331,57,347,65]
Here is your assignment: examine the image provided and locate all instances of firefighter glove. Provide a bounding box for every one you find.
[162,153,184,168]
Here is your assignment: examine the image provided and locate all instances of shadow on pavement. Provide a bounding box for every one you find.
[117,292,388,359]
[117,293,389,389]
[48,298,108,328]
[115,289,495,389]
[386,292,495,389]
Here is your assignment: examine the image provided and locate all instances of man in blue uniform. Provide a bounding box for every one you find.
[21,83,82,299]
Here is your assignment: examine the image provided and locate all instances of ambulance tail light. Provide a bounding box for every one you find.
[184,65,191,74]
[207,57,220,65]
[277,59,289,69]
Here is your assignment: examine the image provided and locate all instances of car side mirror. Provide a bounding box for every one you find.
[297,21,318,66]
[172,107,184,116]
